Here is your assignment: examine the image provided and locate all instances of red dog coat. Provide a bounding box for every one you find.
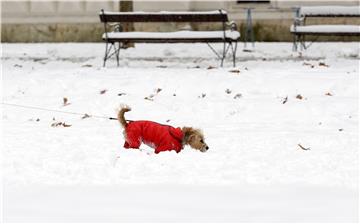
[123,120,184,153]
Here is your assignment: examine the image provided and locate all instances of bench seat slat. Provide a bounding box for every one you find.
[103,30,241,41]
[300,6,360,17]
[291,25,360,35]
[100,10,228,22]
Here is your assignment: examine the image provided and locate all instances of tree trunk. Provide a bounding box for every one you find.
[119,0,134,48]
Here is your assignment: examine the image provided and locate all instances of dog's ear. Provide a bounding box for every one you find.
[188,133,196,143]
[182,127,194,144]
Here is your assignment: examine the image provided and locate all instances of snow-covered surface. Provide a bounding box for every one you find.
[299,6,360,16]
[1,42,359,222]
[291,24,360,34]
[101,10,227,15]
[103,30,240,40]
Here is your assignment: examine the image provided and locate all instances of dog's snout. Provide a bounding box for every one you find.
[206,146,209,150]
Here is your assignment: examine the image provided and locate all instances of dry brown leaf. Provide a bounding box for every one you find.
[296,94,303,100]
[298,144,310,150]
[282,96,288,104]
[63,97,70,106]
[234,93,242,99]
[82,114,91,119]
[229,69,240,74]
[319,62,329,67]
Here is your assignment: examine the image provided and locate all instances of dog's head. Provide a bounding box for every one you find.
[182,127,209,152]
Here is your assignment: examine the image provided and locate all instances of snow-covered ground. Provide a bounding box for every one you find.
[1,42,359,222]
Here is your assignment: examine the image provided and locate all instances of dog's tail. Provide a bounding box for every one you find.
[117,104,131,128]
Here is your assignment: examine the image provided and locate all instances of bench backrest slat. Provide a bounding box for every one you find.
[100,10,229,23]
[299,6,360,17]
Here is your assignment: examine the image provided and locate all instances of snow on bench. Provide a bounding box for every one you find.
[102,30,241,41]
[290,25,360,35]
[299,6,360,17]
[100,10,228,15]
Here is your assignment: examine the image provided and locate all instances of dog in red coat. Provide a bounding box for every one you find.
[117,105,209,154]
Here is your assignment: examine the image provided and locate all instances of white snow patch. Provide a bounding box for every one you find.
[2,42,358,222]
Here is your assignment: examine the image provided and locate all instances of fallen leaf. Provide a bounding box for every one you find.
[51,121,72,127]
[82,114,91,119]
[296,94,303,100]
[298,144,310,150]
[62,123,72,127]
[144,97,154,101]
[325,92,333,96]
[198,93,206,98]
[225,89,232,94]
[282,96,288,104]
[229,69,240,74]
[319,62,329,67]
[63,97,70,106]
[303,62,314,68]
[100,89,107,94]
[234,93,242,99]
[51,122,62,127]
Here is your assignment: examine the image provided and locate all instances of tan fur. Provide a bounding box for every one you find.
[181,127,208,152]
[117,105,131,128]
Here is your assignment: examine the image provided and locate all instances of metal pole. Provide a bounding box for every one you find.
[244,8,255,52]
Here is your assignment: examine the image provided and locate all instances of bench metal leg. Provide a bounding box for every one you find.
[230,41,238,67]
[103,41,109,67]
[220,41,226,67]
[103,41,122,67]
[206,42,237,67]
[221,42,233,67]
[115,42,121,67]
[292,34,298,52]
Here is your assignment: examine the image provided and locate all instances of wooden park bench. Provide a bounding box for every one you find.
[99,9,240,67]
[290,6,360,51]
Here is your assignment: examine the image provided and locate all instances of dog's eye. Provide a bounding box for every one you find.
[200,140,204,143]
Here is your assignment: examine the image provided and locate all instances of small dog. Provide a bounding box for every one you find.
[117,105,209,154]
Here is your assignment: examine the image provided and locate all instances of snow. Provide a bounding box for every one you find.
[1,42,359,222]
[291,25,360,34]
[103,30,241,40]
[4,184,357,222]
[299,6,360,16]
[101,10,227,15]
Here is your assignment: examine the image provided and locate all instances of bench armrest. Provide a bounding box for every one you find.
[108,23,123,32]
[227,21,238,31]
[293,16,305,28]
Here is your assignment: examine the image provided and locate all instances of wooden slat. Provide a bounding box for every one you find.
[290,31,360,36]
[99,12,228,23]
[102,37,236,43]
